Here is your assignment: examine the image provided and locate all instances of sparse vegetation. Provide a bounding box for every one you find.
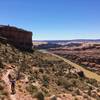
[0,41,100,100]
[26,84,38,96]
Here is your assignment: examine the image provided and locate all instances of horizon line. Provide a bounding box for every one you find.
[32,39,100,41]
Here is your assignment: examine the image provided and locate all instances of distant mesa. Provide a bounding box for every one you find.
[0,25,33,50]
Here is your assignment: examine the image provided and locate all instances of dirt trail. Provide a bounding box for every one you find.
[39,50,100,82]
[2,69,16,100]
[2,68,34,100]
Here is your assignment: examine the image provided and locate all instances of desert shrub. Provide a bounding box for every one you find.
[57,78,75,90]
[33,70,39,79]
[41,87,49,96]
[87,87,92,96]
[0,60,4,69]
[63,80,74,89]
[66,73,78,79]
[28,75,35,83]
[34,91,44,100]
[26,84,38,96]
[39,68,44,73]
[55,70,64,76]
[57,77,63,86]
[75,89,81,95]
[57,77,84,91]
[42,75,49,87]
[86,79,98,87]
[19,61,29,73]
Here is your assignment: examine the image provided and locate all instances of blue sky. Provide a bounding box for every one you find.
[0,0,100,40]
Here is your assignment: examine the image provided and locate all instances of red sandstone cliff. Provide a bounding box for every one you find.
[0,25,32,49]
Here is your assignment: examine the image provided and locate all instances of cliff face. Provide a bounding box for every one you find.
[0,25,32,50]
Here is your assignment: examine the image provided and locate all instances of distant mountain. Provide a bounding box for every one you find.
[68,39,100,42]
[33,39,100,44]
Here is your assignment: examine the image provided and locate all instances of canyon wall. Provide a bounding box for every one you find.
[0,25,32,50]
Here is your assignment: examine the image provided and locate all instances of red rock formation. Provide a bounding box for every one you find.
[0,25,32,50]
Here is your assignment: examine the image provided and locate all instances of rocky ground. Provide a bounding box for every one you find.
[0,40,100,100]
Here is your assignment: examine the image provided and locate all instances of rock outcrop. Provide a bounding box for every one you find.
[0,25,32,50]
